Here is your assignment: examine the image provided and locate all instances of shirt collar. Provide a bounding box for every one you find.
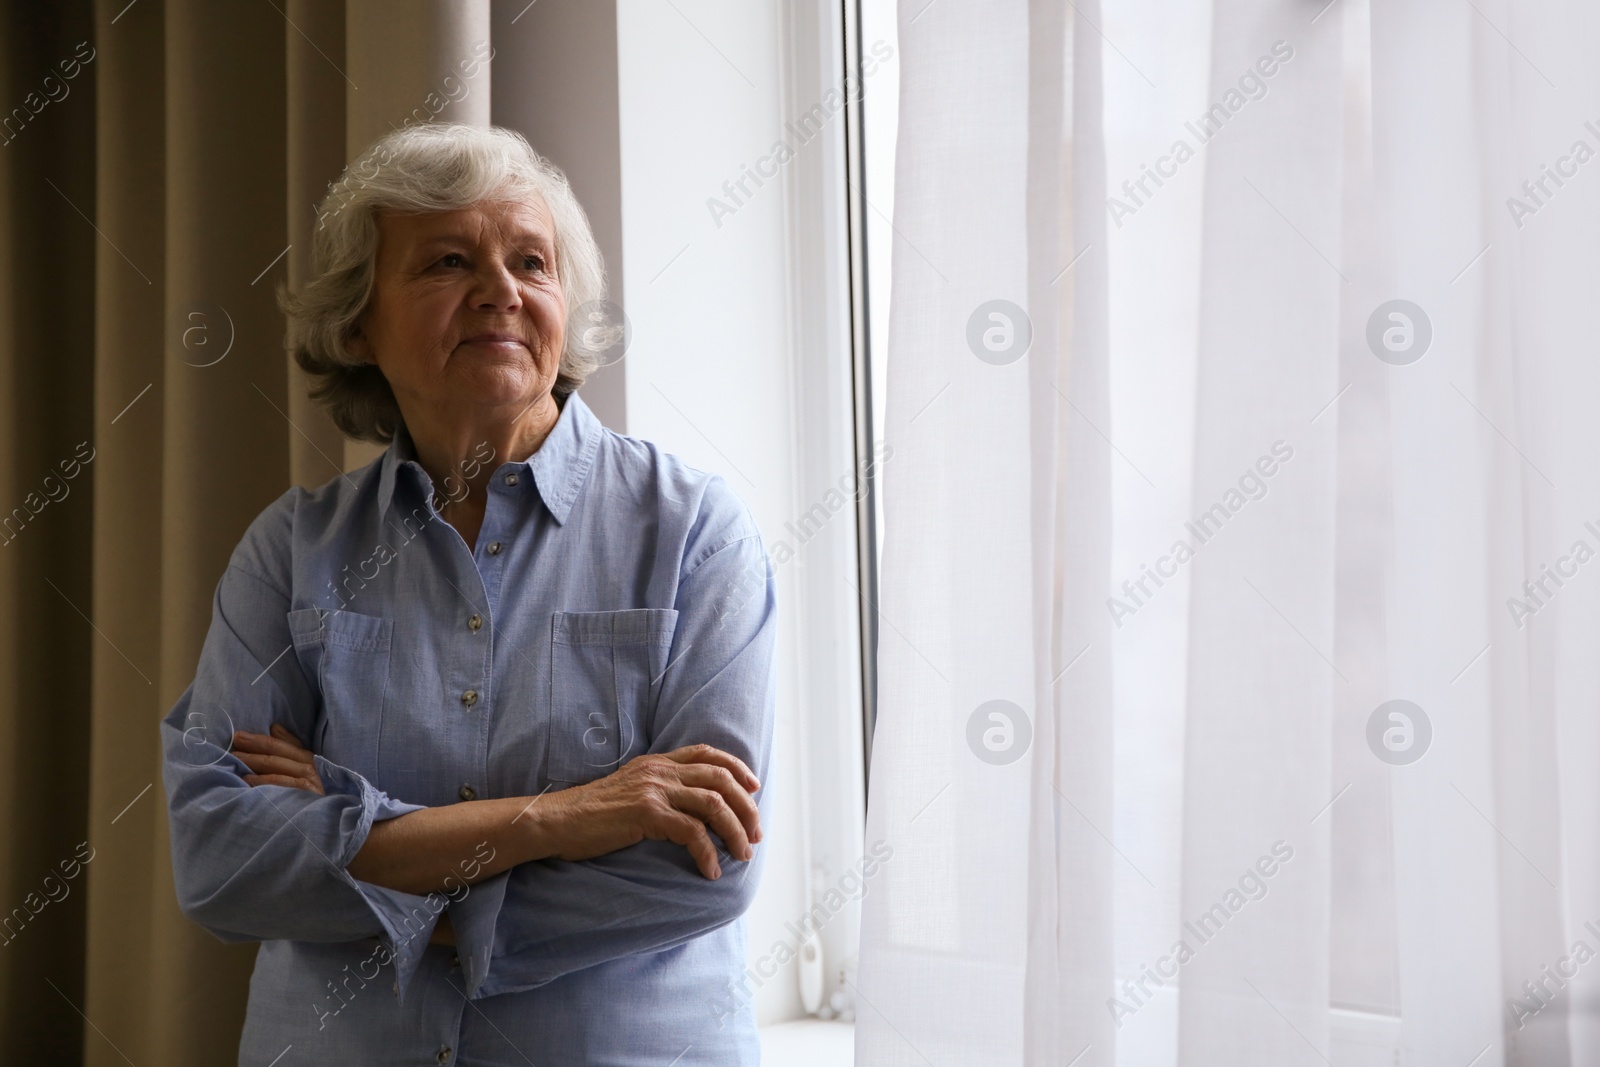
[375,391,602,526]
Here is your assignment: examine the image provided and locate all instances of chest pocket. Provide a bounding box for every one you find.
[286,608,393,765]
[547,608,680,785]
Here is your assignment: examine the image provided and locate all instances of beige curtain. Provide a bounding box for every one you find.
[0,1,494,1061]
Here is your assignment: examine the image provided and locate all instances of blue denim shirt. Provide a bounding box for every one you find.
[159,391,776,1065]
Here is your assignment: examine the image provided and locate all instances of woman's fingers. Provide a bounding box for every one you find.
[669,785,752,861]
[269,723,311,748]
[672,763,762,846]
[242,773,323,795]
[233,726,324,794]
[232,728,314,764]
[654,810,722,879]
[661,744,760,792]
[235,751,316,779]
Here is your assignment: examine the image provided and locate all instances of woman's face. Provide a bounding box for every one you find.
[351,196,566,422]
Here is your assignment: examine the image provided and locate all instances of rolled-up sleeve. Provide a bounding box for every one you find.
[159,523,444,1000]
[450,517,778,999]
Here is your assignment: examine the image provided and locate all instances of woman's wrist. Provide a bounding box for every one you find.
[506,790,568,865]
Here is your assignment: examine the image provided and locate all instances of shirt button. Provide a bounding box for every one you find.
[461,689,478,708]
[437,1048,453,1064]
[487,541,502,555]
[459,784,477,801]
[468,614,483,632]
[505,473,519,486]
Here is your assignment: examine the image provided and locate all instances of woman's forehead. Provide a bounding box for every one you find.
[380,198,554,247]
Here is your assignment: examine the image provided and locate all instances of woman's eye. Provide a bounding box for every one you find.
[521,255,545,271]
[439,253,467,268]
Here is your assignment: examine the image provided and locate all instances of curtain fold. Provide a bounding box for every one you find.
[1175,2,1343,1061]
[1374,2,1511,1061]
[148,0,291,1058]
[1023,0,1115,1063]
[83,0,165,1062]
[0,3,97,1061]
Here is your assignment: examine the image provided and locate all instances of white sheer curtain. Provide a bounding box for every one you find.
[857,0,1600,1064]
[856,0,1112,1062]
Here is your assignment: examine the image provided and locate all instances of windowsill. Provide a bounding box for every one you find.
[759,1019,855,1066]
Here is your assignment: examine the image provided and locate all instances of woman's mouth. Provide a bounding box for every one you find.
[458,334,528,353]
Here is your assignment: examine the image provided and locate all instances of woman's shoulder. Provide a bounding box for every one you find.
[225,485,301,594]
[226,459,385,590]
[592,427,763,557]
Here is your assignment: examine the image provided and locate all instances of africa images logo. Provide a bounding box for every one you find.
[1106,40,1295,227]
[1106,441,1294,627]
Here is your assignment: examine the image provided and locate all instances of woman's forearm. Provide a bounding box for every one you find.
[347,745,762,896]
[347,794,558,896]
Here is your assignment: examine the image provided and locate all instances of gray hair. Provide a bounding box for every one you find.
[278,123,607,443]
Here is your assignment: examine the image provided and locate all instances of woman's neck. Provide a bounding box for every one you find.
[402,390,563,550]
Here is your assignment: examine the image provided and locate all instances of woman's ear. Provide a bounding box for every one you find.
[345,326,374,364]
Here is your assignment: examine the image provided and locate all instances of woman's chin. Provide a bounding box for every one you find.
[442,369,555,412]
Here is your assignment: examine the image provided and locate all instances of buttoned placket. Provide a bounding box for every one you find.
[445,464,531,810]
[409,466,500,808]
[452,466,530,805]
[474,466,523,613]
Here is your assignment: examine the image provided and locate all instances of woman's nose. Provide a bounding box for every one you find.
[471,264,521,312]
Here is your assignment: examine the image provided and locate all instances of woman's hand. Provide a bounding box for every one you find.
[232,724,325,795]
[538,745,762,880]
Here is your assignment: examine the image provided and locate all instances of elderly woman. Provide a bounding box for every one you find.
[158,123,776,1065]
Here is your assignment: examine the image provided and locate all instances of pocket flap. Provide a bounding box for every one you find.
[286,607,392,653]
[553,608,680,647]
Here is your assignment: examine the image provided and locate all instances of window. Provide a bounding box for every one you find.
[851,0,900,778]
